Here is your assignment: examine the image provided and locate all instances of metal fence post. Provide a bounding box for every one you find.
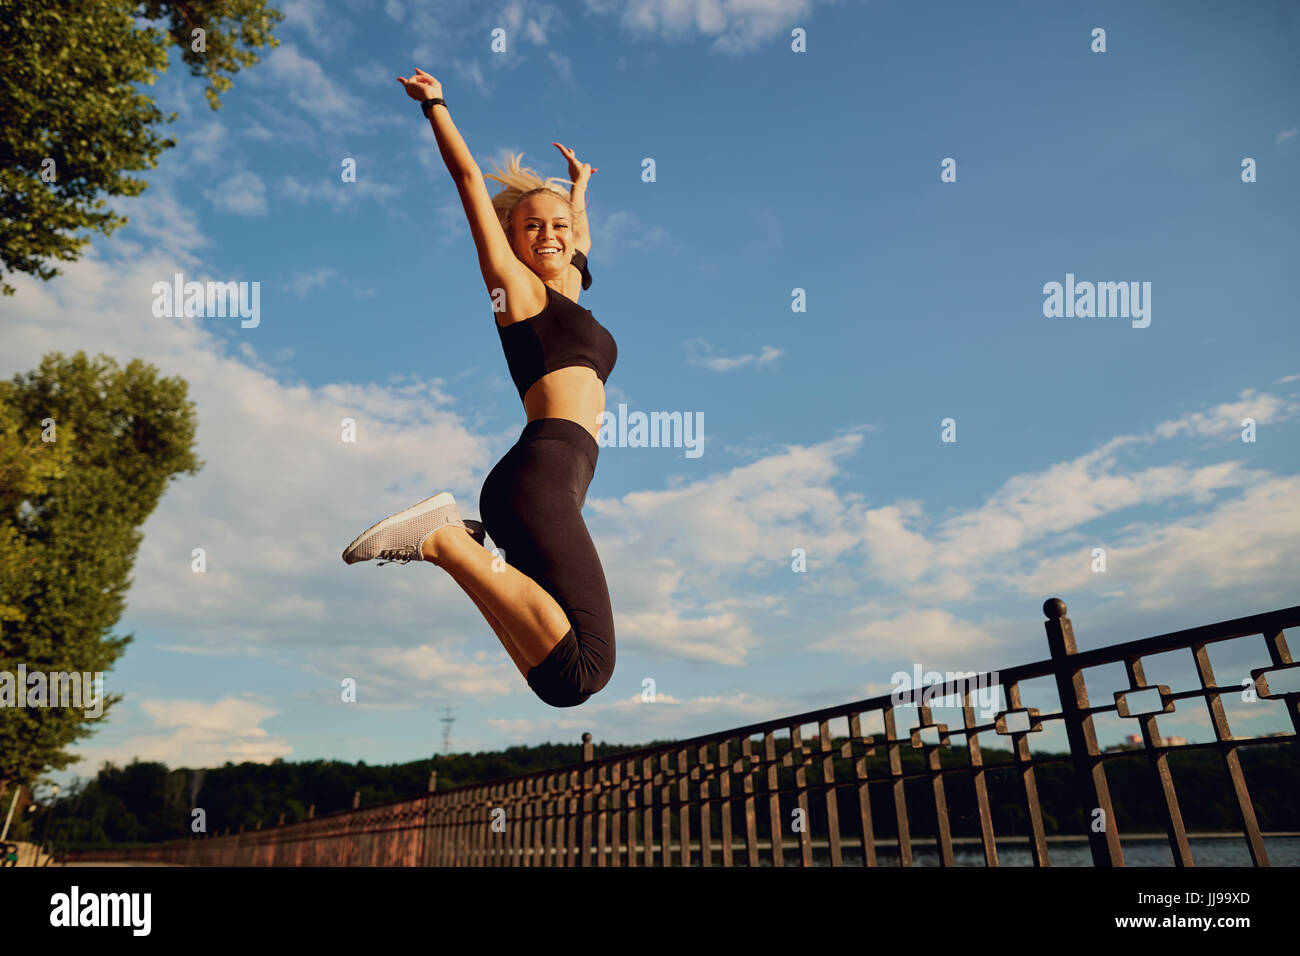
[579,732,594,867]
[1043,598,1124,866]
[422,771,438,867]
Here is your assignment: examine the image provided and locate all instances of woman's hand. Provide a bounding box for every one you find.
[553,142,597,187]
[397,67,443,103]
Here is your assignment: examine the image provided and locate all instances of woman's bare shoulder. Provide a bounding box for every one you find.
[493,268,549,327]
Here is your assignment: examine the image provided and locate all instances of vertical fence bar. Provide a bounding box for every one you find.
[1125,656,1193,866]
[883,706,912,866]
[1261,624,1299,734]
[642,755,655,867]
[917,704,955,867]
[789,725,813,867]
[764,731,783,866]
[564,772,575,868]
[819,719,842,867]
[518,777,532,867]
[742,737,759,867]
[657,752,672,866]
[962,689,999,867]
[847,712,877,867]
[542,773,557,867]
[624,759,639,868]
[1191,641,1268,866]
[1044,598,1124,867]
[491,782,506,867]
[719,739,734,867]
[579,733,594,867]
[606,761,620,867]
[1004,680,1051,866]
[540,774,554,868]
[697,742,714,867]
[677,748,691,866]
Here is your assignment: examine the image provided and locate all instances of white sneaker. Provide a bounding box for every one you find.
[463,519,486,547]
[342,492,467,565]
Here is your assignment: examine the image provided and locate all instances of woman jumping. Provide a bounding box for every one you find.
[341,68,617,708]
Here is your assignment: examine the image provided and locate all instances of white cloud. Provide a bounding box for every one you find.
[549,51,575,84]
[251,44,405,136]
[264,44,364,119]
[185,119,232,167]
[1152,389,1299,440]
[286,268,336,297]
[304,643,522,707]
[352,60,395,88]
[452,57,490,96]
[684,337,783,371]
[591,208,671,261]
[812,608,1002,661]
[405,1,566,97]
[585,0,816,55]
[1275,127,1298,144]
[279,173,402,210]
[279,0,348,52]
[205,171,268,217]
[74,696,292,771]
[501,0,559,46]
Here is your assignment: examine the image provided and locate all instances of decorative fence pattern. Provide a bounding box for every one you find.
[64,598,1299,867]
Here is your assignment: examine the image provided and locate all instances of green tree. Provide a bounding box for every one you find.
[0,392,72,623]
[0,352,201,801]
[0,0,283,294]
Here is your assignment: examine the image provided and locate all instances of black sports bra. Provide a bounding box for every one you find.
[496,260,617,401]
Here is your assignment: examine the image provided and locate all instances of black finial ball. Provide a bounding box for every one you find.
[1043,598,1067,619]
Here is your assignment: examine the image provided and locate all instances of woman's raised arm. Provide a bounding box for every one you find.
[398,69,523,293]
[554,142,595,256]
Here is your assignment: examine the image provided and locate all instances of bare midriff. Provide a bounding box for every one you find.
[521,366,605,445]
[502,268,605,445]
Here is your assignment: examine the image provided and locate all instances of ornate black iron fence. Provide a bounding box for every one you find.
[63,598,1299,866]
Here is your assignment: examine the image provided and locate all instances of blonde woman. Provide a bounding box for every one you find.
[343,69,617,708]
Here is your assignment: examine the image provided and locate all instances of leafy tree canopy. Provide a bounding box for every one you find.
[0,0,282,294]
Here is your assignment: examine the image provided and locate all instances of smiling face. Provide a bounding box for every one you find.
[509,191,573,278]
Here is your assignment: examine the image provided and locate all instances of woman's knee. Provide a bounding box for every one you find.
[526,628,613,707]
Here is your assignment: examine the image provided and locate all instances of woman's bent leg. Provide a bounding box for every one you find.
[477,419,615,707]
[440,556,533,676]
[422,525,573,667]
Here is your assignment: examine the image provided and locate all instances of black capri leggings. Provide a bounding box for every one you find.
[478,417,615,707]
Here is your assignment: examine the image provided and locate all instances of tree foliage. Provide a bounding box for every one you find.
[0,352,201,800]
[0,0,282,294]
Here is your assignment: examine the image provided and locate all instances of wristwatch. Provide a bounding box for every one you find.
[421,97,446,117]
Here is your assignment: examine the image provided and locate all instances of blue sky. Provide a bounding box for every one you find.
[4,0,1299,788]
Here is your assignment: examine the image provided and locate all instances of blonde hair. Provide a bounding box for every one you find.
[484,152,574,235]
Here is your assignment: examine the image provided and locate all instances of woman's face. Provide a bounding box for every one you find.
[511,192,573,277]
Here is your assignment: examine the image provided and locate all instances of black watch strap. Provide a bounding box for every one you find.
[421,97,445,116]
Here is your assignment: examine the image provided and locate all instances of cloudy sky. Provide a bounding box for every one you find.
[3,0,1298,786]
